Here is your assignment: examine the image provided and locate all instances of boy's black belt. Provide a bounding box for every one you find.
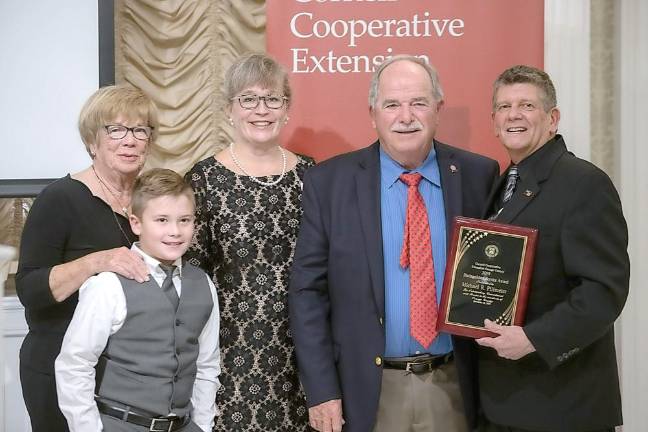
[383,352,453,374]
[96,400,190,432]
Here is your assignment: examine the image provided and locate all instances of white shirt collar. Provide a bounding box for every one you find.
[131,242,183,278]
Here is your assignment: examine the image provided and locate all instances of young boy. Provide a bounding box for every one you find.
[55,168,220,432]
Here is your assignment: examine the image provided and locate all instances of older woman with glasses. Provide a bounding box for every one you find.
[185,53,314,431]
[16,85,156,432]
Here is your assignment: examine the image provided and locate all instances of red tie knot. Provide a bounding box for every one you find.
[399,172,422,187]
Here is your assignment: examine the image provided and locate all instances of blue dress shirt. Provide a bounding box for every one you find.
[380,147,452,357]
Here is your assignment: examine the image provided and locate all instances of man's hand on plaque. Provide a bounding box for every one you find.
[476,319,536,360]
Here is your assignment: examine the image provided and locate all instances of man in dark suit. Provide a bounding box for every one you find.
[289,55,499,432]
[476,65,629,432]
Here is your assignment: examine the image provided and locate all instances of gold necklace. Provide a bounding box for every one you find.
[92,165,130,217]
[108,205,133,247]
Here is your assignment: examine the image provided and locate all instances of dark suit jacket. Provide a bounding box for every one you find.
[479,135,629,431]
[289,140,499,431]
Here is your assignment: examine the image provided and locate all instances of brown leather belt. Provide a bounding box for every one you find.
[383,353,453,374]
[96,400,190,432]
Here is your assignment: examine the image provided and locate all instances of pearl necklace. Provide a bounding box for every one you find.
[229,142,287,187]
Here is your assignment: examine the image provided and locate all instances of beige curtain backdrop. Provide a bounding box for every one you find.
[114,0,266,175]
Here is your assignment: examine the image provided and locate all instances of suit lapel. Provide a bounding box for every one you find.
[495,174,540,223]
[355,142,386,315]
[435,141,462,238]
[495,135,568,224]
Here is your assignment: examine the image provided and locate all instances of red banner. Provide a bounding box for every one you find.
[267,0,544,167]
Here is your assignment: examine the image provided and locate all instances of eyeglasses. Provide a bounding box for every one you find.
[104,125,153,140]
[232,94,288,110]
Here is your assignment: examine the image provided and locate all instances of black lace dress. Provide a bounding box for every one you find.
[185,154,315,431]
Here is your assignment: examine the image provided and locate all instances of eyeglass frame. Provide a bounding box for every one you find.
[103,124,154,141]
[230,94,288,110]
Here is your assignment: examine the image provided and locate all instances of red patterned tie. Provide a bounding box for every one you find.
[399,173,437,348]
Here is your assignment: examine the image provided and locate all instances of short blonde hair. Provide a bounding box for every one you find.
[224,53,291,107]
[78,85,159,157]
[131,168,195,218]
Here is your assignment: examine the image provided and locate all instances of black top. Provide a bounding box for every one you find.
[16,174,136,373]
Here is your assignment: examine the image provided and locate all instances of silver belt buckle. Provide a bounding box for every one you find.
[150,417,174,432]
[405,361,424,373]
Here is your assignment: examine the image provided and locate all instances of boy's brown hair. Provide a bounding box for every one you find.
[131,168,195,217]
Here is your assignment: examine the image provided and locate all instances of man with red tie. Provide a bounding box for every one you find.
[289,55,499,432]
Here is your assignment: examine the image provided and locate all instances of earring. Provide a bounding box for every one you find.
[284,116,290,125]
[228,117,234,126]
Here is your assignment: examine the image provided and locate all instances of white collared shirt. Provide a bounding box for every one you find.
[55,244,220,432]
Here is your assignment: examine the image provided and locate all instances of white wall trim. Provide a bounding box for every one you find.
[2,295,30,432]
[544,0,591,161]
[2,295,27,336]
[617,0,648,430]
[1,246,17,432]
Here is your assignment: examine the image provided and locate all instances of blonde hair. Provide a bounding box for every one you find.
[131,168,195,217]
[224,53,291,107]
[78,84,159,157]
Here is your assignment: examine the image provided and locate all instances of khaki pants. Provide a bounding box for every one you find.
[373,360,468,432]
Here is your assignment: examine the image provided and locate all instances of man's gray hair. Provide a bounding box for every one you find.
[368,55,444,108]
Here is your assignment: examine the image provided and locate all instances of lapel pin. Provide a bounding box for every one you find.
[450,164,458,173]
[524,190,533,197]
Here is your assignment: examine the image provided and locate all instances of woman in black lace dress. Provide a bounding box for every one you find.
[185,53,314,431]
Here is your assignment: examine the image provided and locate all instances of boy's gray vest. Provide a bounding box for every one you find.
[95,263,213,416]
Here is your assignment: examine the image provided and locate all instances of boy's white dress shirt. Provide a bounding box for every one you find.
[55,243,220,432]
